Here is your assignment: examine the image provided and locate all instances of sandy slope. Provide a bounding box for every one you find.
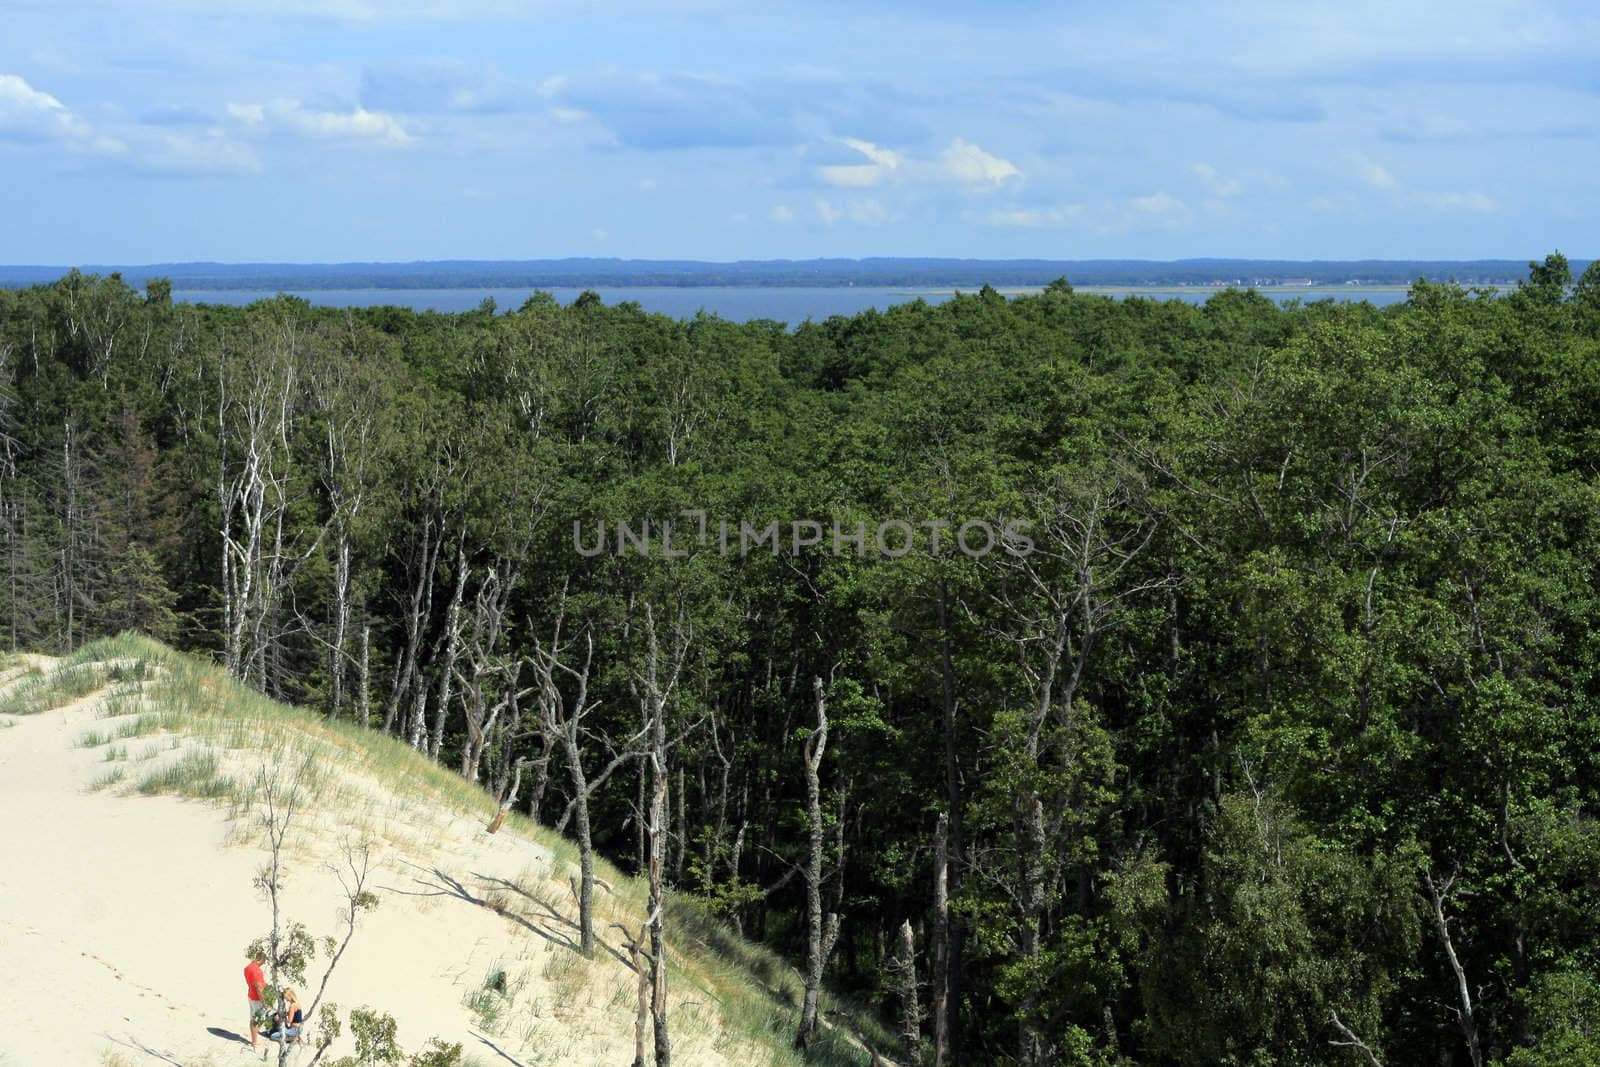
[0,661,754,1067]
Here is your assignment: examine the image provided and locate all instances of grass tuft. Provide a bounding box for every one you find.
[136,750,231,798]
[90,766,127,792]
[6,661,107,715]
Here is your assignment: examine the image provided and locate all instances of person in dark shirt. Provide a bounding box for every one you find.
[268,986,305,1043]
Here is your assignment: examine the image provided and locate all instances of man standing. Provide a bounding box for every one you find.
[244,949,267,1048]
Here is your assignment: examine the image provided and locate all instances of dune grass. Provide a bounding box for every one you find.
[29,632,907,1067]
[6,660,111,714]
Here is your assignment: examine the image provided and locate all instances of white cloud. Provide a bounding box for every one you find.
[1415,190,1496,213]
[137,132,261,175]
[1193,162,1240,196]
[1357,157,1397,189]
[229,98,412,145]
[985,205,1085,228]
[0,73,73,130]
[770,204,795,224]
[816,198,838,225]
[942,138,1020,186]
[0,73,121,154]
[816,135,1020,192]
[818,137,900,187]
[1131,191,1185,215]
[226,103,266,125]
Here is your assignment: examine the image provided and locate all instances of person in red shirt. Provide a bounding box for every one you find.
[244,950,267,1049]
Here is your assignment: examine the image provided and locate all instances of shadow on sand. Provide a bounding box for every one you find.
[473,1032,532,1066]
[101,1034,185,1065]
[381,860,635,972]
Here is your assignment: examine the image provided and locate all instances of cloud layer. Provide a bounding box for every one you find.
[0,2,1595,261]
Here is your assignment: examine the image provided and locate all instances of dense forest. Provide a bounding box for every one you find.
[4,254,1600,1065]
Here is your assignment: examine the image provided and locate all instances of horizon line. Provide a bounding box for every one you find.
[2,253,1589,271]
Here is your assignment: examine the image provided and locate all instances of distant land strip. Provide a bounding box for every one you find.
[1,257,1589,291]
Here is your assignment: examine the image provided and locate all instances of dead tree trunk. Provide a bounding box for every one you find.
[1329,1010,1383,1067]
[1425,870,1483,1067]
[896,919,921,1059]
[487,757,528,835]
[797,674,832,1050]
[383,515,440,736]
[636,604,687,1067]
[613,917,652,1067]
[428,543,470,761]
[458,560,522,782]
[529,595,606,958]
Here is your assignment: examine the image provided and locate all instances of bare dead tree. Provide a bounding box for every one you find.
[218,317,326,693]
[486,757,529,835]
[610,913,654,1067]
[455,557,530,783]
[357,623,372,726]
[635,603,689,1067]
[893,919,922,1060]
[1425,870,1483,1067]
[1329,1010,1383,1067]
[381,433,463,741]
[796,674,839,1050]
[428,543,470,760]
[382,511,439,736]
[528,586,605,956]
[305,331,382,721]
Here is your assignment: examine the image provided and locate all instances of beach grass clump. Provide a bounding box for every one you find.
[135,749,231,799]
[6,660,107,715]
[90,766,126,792]
[464,965,511,1031]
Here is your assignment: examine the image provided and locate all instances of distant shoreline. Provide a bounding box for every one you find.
[900,284,1430,297]
[0,257,1555,293]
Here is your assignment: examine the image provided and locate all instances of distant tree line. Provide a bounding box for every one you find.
[4,255,1600,1064]
[2,254,1582,293]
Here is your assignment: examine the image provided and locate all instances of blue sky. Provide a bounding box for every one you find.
[1,0,1596,263]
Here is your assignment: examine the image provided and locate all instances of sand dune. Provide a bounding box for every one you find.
[0,650,803,1067]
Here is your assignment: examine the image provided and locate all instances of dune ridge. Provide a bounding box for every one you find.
[0,636,892,1067]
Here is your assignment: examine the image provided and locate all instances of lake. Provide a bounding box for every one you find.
[168,284,1414,322]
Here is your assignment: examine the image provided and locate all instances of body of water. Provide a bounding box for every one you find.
[168,284,1415,322]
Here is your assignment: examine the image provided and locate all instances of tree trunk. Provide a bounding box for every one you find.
[1426,871,1484,1067]
[932,813,950,1067]
[358,621,371,727]
[648,753,672,1067]
[897,919,921,1060]
[563,721,597,957]
[797,675,830,1050]
[429,544,469,760]
[937,580,965,1064]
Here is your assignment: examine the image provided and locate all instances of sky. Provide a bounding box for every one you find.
[1,0,1596,264]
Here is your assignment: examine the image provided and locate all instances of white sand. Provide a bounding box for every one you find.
[0,661,759,1067]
